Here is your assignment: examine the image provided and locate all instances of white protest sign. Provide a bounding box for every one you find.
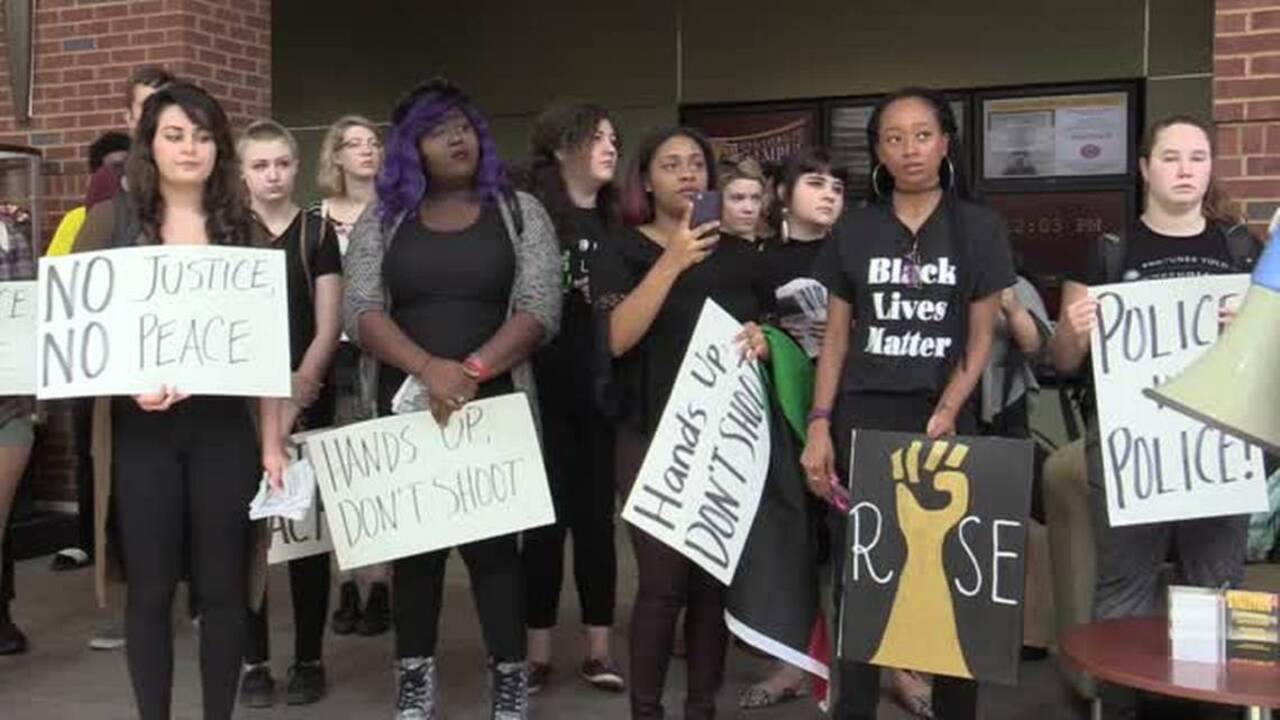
[304,393,555,570]
[621,299,771,585]
[1090,275,1268,526]
[0,281,36,394]
[268,498,332,564]
[35,246,290,399]
[266,433,333,564]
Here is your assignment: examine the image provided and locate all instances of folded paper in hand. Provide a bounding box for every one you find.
[248,457,317,522]
[392,376,429,415]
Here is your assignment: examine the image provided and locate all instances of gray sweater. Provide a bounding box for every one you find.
[342,191,562,421]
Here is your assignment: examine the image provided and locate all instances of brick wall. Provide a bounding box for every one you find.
[1215,0,1280,236]
[0,0,271,503]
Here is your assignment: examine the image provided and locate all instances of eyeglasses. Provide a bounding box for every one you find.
[340,138,382,150]
[901,237,923,289]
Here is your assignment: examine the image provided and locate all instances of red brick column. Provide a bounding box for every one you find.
[0,0,270,503]
[1215,1,1280,237]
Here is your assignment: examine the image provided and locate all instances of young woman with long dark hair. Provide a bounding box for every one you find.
[343,78,560,720]
[592,126,769,719]
[799,88,1015,720]
[72,81,287,720]
[520,101,625,693]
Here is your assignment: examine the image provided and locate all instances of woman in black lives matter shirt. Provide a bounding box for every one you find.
[799,88,1014,720]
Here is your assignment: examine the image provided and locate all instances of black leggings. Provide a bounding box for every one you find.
[244,553,331,664]
[830,392,980,720]
[393,533,524,661]
[112,397,259,720]
[521,366,617,629]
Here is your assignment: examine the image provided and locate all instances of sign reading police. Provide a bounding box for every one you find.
[1089,276,1269,526]
[0,280,36,394]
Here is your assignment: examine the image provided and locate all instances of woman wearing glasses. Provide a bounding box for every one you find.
[799,87,1013,720]
[313,115,395,639]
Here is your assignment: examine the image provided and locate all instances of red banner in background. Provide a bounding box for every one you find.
[682,107,819,164]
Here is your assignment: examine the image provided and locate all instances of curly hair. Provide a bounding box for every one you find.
[125,82,256,246]
[316,115,379,199]
[526,101,621,247]
[377,78,506,226]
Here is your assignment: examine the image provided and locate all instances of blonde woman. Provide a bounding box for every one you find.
[313,115,393,637]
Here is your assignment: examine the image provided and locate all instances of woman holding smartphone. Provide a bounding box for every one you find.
[593,126,769,719]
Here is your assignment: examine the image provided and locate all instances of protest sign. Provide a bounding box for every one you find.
[35,246,290,399]
[268,497,332,565]
[304,393,554,570]
[840,431,1032,686]
[621,299,770,586]
[1089,276,1268,526]
[0,280,36,394]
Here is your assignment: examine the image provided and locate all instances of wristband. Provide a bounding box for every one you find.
[807,407,832,424]
[463,355,490,381]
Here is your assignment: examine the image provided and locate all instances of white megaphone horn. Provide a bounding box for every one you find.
[1143,229,1280,454]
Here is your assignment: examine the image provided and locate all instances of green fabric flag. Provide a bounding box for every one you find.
[762,325,815,443]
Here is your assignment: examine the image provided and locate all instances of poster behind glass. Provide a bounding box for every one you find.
[982,92,1127,179]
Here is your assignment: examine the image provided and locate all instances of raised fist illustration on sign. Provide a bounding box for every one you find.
[869,439,973,679]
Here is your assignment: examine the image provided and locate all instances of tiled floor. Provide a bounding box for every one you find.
[0,532,1105,719]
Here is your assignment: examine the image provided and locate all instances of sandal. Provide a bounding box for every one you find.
[738,682,805,709]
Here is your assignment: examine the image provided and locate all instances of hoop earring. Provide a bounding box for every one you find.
[942,157,957,192]
[780,208,791,242]
[871,163,888,199]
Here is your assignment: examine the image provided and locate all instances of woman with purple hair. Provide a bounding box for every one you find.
[343,78,561,720]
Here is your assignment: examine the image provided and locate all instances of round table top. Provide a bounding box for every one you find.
[1061,617,1280,709]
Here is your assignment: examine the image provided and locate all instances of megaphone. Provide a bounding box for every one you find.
[1143,231,1280,454]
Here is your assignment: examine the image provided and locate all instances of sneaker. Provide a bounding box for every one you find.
[527,662,551,694]
[357,582,391,637]
[0,615,28,656]
[238,663,275,708]
[490,659,529,720]
[50,548,91,571]
[331,581,361,635]
[580,657,625,692]
[285,662,327,705]
[88,624,125,651]
[395,656,438,720]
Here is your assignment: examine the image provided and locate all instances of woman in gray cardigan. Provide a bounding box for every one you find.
[342,78,560,720]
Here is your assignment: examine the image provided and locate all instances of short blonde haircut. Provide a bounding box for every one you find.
[316,115,379,199]
[237,118,298,161]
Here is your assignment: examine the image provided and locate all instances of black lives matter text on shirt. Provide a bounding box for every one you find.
[815,200,1015,395]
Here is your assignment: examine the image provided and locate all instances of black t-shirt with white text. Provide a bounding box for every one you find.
[1071,221,1235,285]
[815,199,1015,395]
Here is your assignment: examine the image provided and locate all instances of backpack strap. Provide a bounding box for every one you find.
[502,188,524,238]
[109,192,140,248]
[1096,231,1126,284]
[297,208,323,300]
[1221,221,1260,272]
